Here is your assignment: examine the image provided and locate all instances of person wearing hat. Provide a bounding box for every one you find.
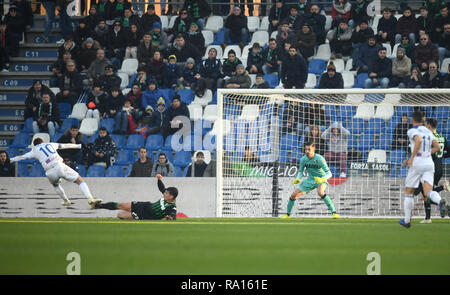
[294,22,316,60]
[268,0,289,34]
[327,18,353,59]
[163,95,190,137]
[150,21,169,52]
[183,21,205,56]
[78,37,99,72]
[140,4,162,33]
[225,63,251,89]
[167,33,202,64]
[181,57,198,89]
[86,82,108,121]
[351,34,381,73]
[182,0,211,30]
[3,5,24,54]
[390,46,412,87]
[142,79,166,111]
[224,5,249,45]
[318,62,344,89]
[106,20,127,66]
[163,54,183,89]
[97,64,121,95]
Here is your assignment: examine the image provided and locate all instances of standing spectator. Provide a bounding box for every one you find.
[294,23,316,61]
[180,58,198,89]
[304,124,326,156]
[443,63,450,88]
[57,36,79,63]
[85,6,102,32]
[169,9,193,42]
[163,95,190,137]
[58,60,83,99]
[292,0,312,16]
[350,18,374,71]
[107,20,128,68]
[251,73,270,88]
[0,151,15,177]
[224,64,251,89]
[167,33,202,64]
[140,5,161,33]
[417,6,434,38]
[282,5,304,32]
[365,47,392,89]
[93,18,110,48]
[96,0,113,21]
[86,127,116,167]
[182,0,211,30]
[78,38,100,73]
[391,113,412,151]
[186,151,207,177]
[0,21,13,71]
[377,7,397,46]
[224,6,249,46]
[88,48,112,86]
[57,125,84,164]
[321,121,350,177]
[151,97,168,135]
[305,5,326,44]
[268,0,289,34]
[350,0,369,28]
[3,6,24,55]
[420,61,444,88]
[86,82,108,121]
[137,32,155,67]
[431,6,450,42]
[246,42,263,74]
[414,33,439,71]
[151,152,175,177]
[262,38,282,74]
[163,55,183,90]
[318,62,344,89]
[25,80,54,119]
[147,50,166,87]
[32,93,61,137]
[390,47,412,88]
[150,22,169,52]
[405,66,423,88]
[41,0,57,43]
[331,0,351,28]
[395,7,418,45]
[125,23,141,60]
[55,0,74,40]
[121,8,139,30]
[73,19,93,47]
[437,22,450,65]
[195,47,222,95]
[129,147,154,177]
[110,0,132,20]
[281,46,308,89]
[183,22,205,59]
[327,19,353,59]
[97,64,122,95]
[12,0,33,30]
[142,80,165,111]
[218,49,243,88]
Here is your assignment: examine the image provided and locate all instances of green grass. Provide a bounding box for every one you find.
[0,217,449,275]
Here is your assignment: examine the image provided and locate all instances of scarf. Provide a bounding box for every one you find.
[38,102,52,118]
[116,2,123,11]
[189,1,200,19]
[266,49,274,62]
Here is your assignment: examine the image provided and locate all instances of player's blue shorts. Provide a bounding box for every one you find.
[297,177,328,194]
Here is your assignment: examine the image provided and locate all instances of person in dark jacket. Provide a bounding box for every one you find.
[262,38,282,74]
[218,49,243,88]
[405,66,423,88]
[32,92,61,137]
[55,0,74,39]
[129,147,154,177]
[93,18,110,48]
[57,125,84,164]
[350,0,368,28]
[350,18,374,70]
[182,0,211,30]
[163,55,183,89]
[11,0,33,29]
[395,7,418,45]
[73,19,93,48]
[110,0,132,20]
[391,113,412,151]
[365,47,392,88]
[57,35,79,63]
[377,7,397,46]
[183,22,205,59]
[120,8,140,30]
[305,4,326,44]
[251,73,270,89]
[58,60,83,99]
[147,50,167,87]
[186,151,207,177]
[431,5,450,42]
[276,21,296,49]
[268,0,289,34]
[55,87,77,107]
[3,6,24,54]
[163,95,190,137]
[78,38,100,73]
[142,79,166,111]
[224,6,249,44]
[195,47,222,94]
[97,64,122,95]
[125,23,141,59]
[140,4,161,33]
[282,5,304,32]
[106,20,127,65]
[167,33,202,64]
[126,83,144,116]
[96,0,113,21]
[281,46,308,89]
[420,61,444,88]
[282,99,303,135]
[438,23,450,66]
[417,6,434,38]
[84,5,103,31]
[25,80,55,119]
[352,35,381,72]
[169,8,193,41]
[137,32,156,67]
[413,33,439,71]
[86,127,116,167]
[105,87,125,120]
[86,82,108,120]
[295,23,316,61]
[0,151,15,177]
[246,42,263,74]
[318,62,344,89]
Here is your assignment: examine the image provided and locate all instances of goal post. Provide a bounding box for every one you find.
[215,88,450,218]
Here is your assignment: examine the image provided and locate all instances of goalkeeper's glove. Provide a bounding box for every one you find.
[314,176,326,184]
[292,178,301,185]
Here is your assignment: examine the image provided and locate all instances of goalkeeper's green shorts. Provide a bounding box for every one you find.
[297,177,328,194]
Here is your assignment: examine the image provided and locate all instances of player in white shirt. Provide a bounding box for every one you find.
[399,111,448,228]
[10,137,102,208]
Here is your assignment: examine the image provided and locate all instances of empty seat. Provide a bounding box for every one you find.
[366,118,385,135]
[110,134,126,149]
[325,15,333,31]
[30,133,50,147]
[178,89,195,104]
[202,30,214,46]
[124,134,146,150]
[263,73,278,88]
[346,117,366,134]
[376,133,393,150]
[354,103,375,120]
[353,72,369,88]
[239,105,260,121]
[106,165,125,177]
[146,134,164,151]
[21,118,34,134]
[250,31,269,46]
[315,44,331,60]
[203,104,218,122]
[305,73,317,89]
[368,149,387,163]
[388,149,407,164]
[240,44,252,60]
[260,16,269,30]
[69,103,88,120]
[188,103,203,121]
[160,15,169,28]
[342,72,355,88]
[192,89,213,106]
[168,15,178,29]
[374,103,394,120]
[247,16,260,32]
[99,118,115,133]
[440,58,450,73]
[117,72,129,89]
[28,163,45,177]
[58,102,72,119]
[10,133,31,149]
[204,15,223,33]
[86,165,106,177]
[113,150,135,166]
[60,117,80,132]
[79,118,99,136]
[308,59,326,75]
[280,134,299,151]
[356,133,375,151]
[382,43,392,58]
[173,150,193,167]
[119,58,138,76]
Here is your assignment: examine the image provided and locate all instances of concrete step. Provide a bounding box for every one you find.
[19,43,59,58]
[0,72,52,88]
[0,123,23,136]
[32,15,85,28]
[0,107,25,121]
[9,57,56,72]
[25,28,63,44]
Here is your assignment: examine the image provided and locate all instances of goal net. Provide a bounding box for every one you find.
[215,88,450,218]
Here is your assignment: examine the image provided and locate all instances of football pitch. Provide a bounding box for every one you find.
[0,217,449,275]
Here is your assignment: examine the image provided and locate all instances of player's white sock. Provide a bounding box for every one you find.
[404,194,414,223]
[428,190,441,204]
[78,181,93,199]
[54,184,69,202]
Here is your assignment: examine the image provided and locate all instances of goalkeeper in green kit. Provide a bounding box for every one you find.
[281,142,340,219]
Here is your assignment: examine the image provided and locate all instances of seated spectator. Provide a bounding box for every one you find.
[57,125,84,164]
[58,60,83,99]
[390,47,412,88]
[140,4,161,33]
[125,23,141,60]
[268,0,289,34]
[246,42,263,74]
[106,20,127,68]
[163,95,190,137]
[195,47,222,95]
[86,127,116,167]
[150,22,169,53]
[294,0,312,17]
[142,80,165,111]
[149,97,167,135]
[331,0,351,28]
[224,6,249,46]
[398,34,415,60]
[186,151,207,177]
[365,47,392,89]
[417,6,433,38]
[63,157,79,172]
[395,7,418,45]
[281,46,308,89]
[391,113,411,151]
[350,0,369,28]
[0,20,14,71]
[105,86,125,122]
[138,104,163,136]
[129,147,154,177]
[420,61,444,88]
[437,23,450,66]
[126,83,144,117]
[0,150,15,177]
[282,99,303,135]
[318,62,344,89]
[218,49,243,88]
[120,8,139,30]
[327,19,353,59]
[147,50,166,86]
[351,35,380,73]
[167,33,202,65]
[78,38,100,73]
[168,9,192,42]
[56,87,77,107]
[224,64,251,89]
[88,48,112,86]
[377,7,397,46]
[405,66,423,88]
[93,18,110,48]
[304,103,326,127]
[251,73,270,88]
[304,124,326,156]
[85,5,102,31]
[305,5,326,44]
[97,64,122,95]
[414,33,439,71]
[183,22,205,60]
[163,55,183,90]
[137,32,156,68]
[50,51,72,87]
[25,80,54,119]
[424,0,446,21]
[73,19,93,47]
[96,0,113,21]
[32,92,61,137]
[86,82,108,121]
[182,0,211,30]
[58,36,79,64]
[294,23,316,61]
[443,64,450,88]
[321,121,350,177]
[281,5,304,32]
[180,58,197,89]
[3,6,24,56]
[120,99,139,134]
[110,0,131,20]
[350,18,374,70]
[262,38,282,74]
[151,152,175,177]
[276,22,296,49]
[431,6,450,42]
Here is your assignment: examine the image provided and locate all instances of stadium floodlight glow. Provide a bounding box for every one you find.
[215,88,450,218]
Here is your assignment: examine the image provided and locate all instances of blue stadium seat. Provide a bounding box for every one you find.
[325,105,337,123]
[174,165,183,177]
[58,102,72,119]
[159,88,174,102]
[178,89,195,104]
[99,118,115,134]
[114,150,135,166]
[432,106,450,122]
[364,94,384,103]
[263,73,278,88]
[5,147,21,158]
[124,134,146,150]
[388,150,407,165]
[18,162,29,177]
[173,150,193,167]
[89,132,99,143]
[154,151,173,163]
[395,106,413,117]
[280,134,299,151]
[356,133,375,152]
[346,117,366,135]
[86,165,106,177]
[232,151,244,162]
[51,132,64,142]
[10,133,31,149]
[146,134,164,151]
[77,164,86,177]
[375,133,393,150]
[212,27,225,45]
[337,105,355,120]
[366,118,385,135]
[162,134,174,151]
[347,135,358,150]
[353,73,369,88]
[125,165,133,177]
[278,150,291,163]
[384,119,399,134]
[28,163,45,177]
[106,165,125,177]
[307,59,326,75]
[110,134,126,149]
[210,91,217,105]
[21,118,34,134]
[60,118,80,132]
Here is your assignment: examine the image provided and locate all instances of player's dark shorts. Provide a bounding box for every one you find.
[131,201,153,220]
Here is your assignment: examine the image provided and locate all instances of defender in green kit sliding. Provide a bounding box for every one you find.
[281,141,340,219]
[93,174,178,220]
